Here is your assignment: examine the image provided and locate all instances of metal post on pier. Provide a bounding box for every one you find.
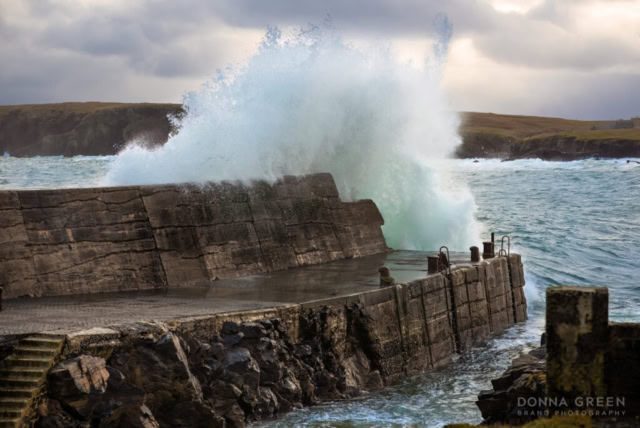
[482,241,495,259]
[470,246,480,262]
[427,256,440,274]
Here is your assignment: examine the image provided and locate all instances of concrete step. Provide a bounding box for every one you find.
[11,347,57,359]
[0,418,21,428]
[0,409,23,420]
[0,387,36,399]
[4,357,51,369]
[0,377,41,389]
[0,398,29,409]
[28,334,64,341]
[0,369,45,379]
[0,334,64,427]
[19,338,63,350]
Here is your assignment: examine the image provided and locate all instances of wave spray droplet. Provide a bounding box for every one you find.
[103,24,479,250]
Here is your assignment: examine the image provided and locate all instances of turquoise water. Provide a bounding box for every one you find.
[1,156,639,426]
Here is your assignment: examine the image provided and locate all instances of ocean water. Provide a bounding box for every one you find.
[1,155,638,426]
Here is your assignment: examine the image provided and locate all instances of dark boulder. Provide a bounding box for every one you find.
[47,355,110,419]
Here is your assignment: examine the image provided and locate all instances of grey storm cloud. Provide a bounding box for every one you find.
[11,0,638,75]
[0,0,639,119]
[210,0,640,70]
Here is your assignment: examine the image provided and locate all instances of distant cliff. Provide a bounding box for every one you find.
[456,112,640,160]
[1,104,639,159]
[0,102,183,157]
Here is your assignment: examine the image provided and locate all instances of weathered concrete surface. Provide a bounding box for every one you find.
[0,251,428,335]
[0,252,525,339]
[0,173,387,298]
[546,286,609,402]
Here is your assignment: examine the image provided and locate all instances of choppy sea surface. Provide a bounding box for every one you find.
[1,156,639,427]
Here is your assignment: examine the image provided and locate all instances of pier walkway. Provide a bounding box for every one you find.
[0,251,472,337]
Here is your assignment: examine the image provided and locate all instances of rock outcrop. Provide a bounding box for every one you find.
[47,356,111,419]
[37,310,383,427]
[476,344,546,425]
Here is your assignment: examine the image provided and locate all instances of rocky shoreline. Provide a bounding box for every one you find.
[475,337,547,426]
[455,132,640,161]
[37,310,381,428]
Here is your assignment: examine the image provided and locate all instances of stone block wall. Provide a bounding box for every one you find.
[290,255,528,384]
[0,173,387,298]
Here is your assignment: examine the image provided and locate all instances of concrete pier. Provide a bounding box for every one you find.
[0,173,530,427]
[0,249,529,427]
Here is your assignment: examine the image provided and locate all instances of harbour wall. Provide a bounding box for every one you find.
[0,173,387,298]
[8,253,528,427]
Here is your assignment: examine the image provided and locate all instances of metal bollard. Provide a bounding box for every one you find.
[470,246,480,262]
[427,256,440,274]
[378,266,394,287]
[482,241,495,259]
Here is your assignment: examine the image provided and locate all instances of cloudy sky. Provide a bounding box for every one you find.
[1,0,639,119]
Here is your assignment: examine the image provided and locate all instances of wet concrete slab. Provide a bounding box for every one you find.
[0,250,477,337]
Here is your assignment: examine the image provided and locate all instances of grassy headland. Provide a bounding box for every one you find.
[0,103,638,159]
[458,112,640,159]
[0,102,182,157]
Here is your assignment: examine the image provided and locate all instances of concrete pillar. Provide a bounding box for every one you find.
[546,286,608,402]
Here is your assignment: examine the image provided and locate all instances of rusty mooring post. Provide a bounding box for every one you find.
[427,256,440,274]
[378,266,394,287]
[0,287,3,312]
[482,241,495,259]
[470,246,480,262]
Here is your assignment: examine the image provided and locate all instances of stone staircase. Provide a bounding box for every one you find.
[0,335,65,428]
